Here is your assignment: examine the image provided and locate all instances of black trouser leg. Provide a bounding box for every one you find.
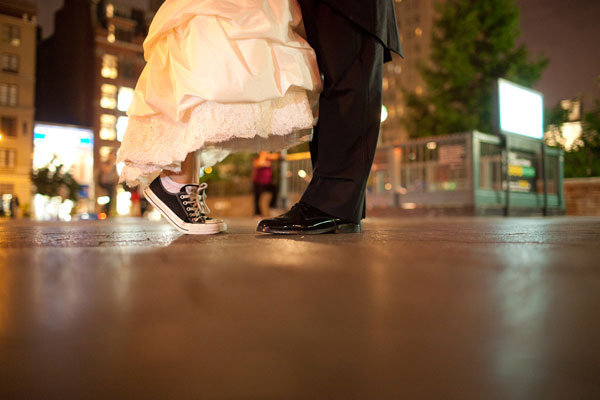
[299,1,384,223]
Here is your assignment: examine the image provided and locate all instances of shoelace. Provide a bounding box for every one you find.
[180,183,211,223]
[196,183,212,217]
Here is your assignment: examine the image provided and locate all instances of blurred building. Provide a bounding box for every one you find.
[149,0,166,12]
[36,0,153,206]
[0,0,37,210]
[381,0,441,144]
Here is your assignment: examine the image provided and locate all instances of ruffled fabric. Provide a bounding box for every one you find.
[118,89,315,186]
[117,0,321,186]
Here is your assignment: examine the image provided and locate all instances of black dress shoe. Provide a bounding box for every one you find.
[256,202,361,234]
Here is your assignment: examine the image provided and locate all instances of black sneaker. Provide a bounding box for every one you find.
[143,177,226,234]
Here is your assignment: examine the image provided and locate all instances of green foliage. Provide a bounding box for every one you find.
[403,0,547,138]
[31,158,81,201]
[201,144,308,183]
[566,100,600,177]
[202,152,255,182]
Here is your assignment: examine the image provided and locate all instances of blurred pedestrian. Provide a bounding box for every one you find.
[9,195,19,219]
[116,0,321,234]
[252,151,279,216]
[129,185,141,217]
[257,0,402,234]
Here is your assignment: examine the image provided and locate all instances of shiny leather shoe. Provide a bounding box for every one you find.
[256,202,362,234]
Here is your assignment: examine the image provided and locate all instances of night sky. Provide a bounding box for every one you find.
[33,0,600,108]
[516,0,600,107]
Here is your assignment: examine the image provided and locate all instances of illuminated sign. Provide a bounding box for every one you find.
[498,78,544,139]
[33,123,94,190]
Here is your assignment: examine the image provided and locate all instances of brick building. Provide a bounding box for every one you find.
[0,0,37,211]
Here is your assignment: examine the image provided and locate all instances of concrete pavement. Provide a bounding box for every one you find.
[1,216,600,399]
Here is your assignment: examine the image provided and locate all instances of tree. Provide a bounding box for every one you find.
[31,158,81,202]
[403,0,547,138]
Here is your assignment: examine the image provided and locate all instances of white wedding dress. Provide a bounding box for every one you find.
[117,0,322,186]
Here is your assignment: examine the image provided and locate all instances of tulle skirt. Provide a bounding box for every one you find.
[117,0,322,186]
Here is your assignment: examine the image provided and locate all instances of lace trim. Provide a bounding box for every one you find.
[117,89,315,186]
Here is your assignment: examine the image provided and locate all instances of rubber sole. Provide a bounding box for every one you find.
[143,187,225,235]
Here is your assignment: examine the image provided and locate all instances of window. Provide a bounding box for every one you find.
[0,84,18,106]
[121,61,136,79]
[22,121,27,136]
[0,148,16,168]
[106,3,115,18]
[107,24,116,43]
[1,24,20,47]
[1,116,17,137]
[0,183,14,193]
[1,53,18,73]
[99,145,115,162]
[100,114,117,140]
[100,84,117,109]
[115,27,133,43]
[388,105,397,119]
[382,78,389,91]
[101,54,118,79]
[116,116,129,142]
[117,87,134,112]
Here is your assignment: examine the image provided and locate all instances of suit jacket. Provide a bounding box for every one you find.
[320,0,402,60]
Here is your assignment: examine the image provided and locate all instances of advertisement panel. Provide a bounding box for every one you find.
[33,123,94,190]
[498,78,544,140]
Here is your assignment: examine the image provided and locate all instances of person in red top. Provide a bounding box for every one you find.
[252,152,279,216]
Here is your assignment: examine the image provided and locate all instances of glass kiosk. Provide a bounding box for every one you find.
[366,79,565,215]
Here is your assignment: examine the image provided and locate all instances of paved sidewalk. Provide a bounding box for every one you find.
[1,217,600,399]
